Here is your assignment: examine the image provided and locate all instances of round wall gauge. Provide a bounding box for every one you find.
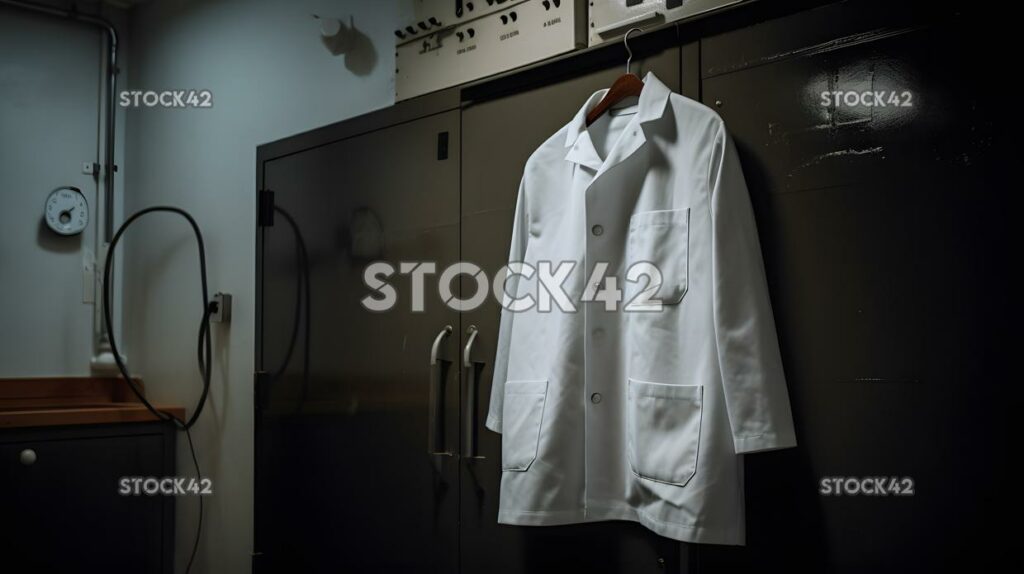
[44,186,89,236]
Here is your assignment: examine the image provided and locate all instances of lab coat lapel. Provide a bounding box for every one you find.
[563,71,672,182]
[593,71,671,180]
[564,130,604,171]
[593,120,647,181]
[564,90,607,171]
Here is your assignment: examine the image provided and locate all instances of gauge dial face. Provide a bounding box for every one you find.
[44,187,89,236]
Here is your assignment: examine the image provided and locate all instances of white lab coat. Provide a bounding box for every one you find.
[485,71,797,545]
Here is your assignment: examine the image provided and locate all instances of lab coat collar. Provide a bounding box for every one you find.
[563,71,671,171]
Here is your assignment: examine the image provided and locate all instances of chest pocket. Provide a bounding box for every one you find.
[625,207,689,308]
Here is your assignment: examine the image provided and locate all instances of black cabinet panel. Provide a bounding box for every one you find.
[699,2,1010,572]
[256,110,462,573]
[0,423,176,573]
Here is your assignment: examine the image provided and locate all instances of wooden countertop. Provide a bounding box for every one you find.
[0,377,185,429]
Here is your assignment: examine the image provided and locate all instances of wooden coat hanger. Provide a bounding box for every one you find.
[585,27,645,127]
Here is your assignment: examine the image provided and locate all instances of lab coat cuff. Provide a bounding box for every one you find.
[485,413,502,434]
[733,430,796,454]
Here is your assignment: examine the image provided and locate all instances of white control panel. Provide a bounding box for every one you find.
[394,0,531,42]
[396,0,586,101]
[588,0,745,46]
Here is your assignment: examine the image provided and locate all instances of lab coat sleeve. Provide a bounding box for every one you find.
[708,123,798,454]
[485,176,530,434]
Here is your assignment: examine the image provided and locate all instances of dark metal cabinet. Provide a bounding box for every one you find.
[695,2,1011,572]
[0,422,176,573]
[255,2,1010,572]
[256,103,463,573]
[254,49,692,573]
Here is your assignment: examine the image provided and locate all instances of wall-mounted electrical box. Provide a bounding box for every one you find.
[396,0,586,101]
[588,0,746,46]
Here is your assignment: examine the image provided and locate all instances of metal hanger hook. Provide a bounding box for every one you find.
[624,27,643,74]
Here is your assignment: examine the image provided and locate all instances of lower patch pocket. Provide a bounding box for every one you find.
[501,380,548,471]
[627,378,702,486]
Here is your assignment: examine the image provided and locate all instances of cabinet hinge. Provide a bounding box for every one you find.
[258,190,275,227]
[254,371,269,411]
[437,131,449,160]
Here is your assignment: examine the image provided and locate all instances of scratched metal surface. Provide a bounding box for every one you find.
[699,1,1010,572]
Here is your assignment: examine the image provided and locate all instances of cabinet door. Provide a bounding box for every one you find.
[0,425,174,573]
[256,111,462,573]
[698,2,1011,572]
[458,49,686,574]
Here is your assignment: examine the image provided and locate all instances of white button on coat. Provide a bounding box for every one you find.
[485,71,797,545]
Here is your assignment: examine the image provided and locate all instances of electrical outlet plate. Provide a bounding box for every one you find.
[211,292,232,324]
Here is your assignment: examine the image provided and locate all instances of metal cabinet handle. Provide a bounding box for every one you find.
[463,325,485,459]
[431,324,453,366]
[429,325,454,456]
[462,325,478,369]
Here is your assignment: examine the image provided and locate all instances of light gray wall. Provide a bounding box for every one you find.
[0,3,127,377]
[123,1,401,571]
